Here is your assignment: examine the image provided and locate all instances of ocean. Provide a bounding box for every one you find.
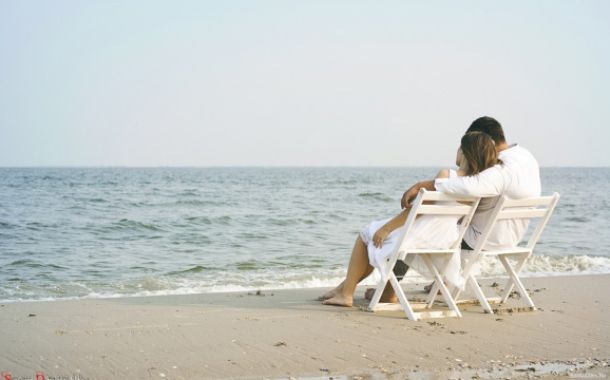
[1,167,609,302]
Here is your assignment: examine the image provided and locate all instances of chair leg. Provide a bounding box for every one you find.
[389,272,418,320]
[498,256,535,308]
[452,285,463,304]
[500,279,514,304]
[368,264,395,310]
[426,254,452,309]
[499,254,528,303]
[426,281,440,308]
[468,275,493,314]
[368,280,385,310]
[453,256,478,304]
[421,255,462,318]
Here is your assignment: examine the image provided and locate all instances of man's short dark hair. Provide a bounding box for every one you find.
[466,116,506,144]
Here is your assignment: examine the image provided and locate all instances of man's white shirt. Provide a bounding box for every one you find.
[434,144,541,249]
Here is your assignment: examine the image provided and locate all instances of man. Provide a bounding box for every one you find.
[402,116,541,253]
[361,116,542,302]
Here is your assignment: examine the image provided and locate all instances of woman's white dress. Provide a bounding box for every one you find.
[360,169,465,289]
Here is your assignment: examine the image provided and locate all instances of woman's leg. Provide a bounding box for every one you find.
[322,236,373,306]
[322,207,413,306]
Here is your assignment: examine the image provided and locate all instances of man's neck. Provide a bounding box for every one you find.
[496,142,510,153]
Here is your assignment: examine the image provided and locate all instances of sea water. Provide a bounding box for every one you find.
[1,167,609,302]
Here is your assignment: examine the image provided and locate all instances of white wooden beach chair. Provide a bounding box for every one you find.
[367,189,480,321]
[448,193,561,314]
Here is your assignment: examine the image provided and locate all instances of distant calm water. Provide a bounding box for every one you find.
[1,167,609,302]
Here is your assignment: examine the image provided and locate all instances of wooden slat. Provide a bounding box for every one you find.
[420,191,479,203]
[414,310,459,319]
[418,204,474,216]
[455,298,479,305]
[455,297,504,305]
[496,208,547,220]
[482,248,531,256]
[503,196,555,208]
[486,297,504,304]
[368,303,402,312]
[369,305,460,320]
[368,302,427,312]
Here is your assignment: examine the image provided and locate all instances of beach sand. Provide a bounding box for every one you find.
[1,274,609,379]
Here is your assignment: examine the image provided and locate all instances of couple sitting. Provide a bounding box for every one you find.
[321,116,541,307]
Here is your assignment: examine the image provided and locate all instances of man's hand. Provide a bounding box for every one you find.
[401,180,436,208]
[401,182,421,209]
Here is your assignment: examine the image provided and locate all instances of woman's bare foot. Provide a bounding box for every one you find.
[364,288,398,303]
[317,289,337,301]
[317,284,343,301]
[322,294,353,307]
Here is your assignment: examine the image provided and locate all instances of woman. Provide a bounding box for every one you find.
[321,131,500,307]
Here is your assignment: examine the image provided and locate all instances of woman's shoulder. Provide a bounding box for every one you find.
[435,168,450,179]
[435,168,459,179]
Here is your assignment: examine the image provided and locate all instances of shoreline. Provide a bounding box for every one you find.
[1,274,609,379]
[3,271,610,305]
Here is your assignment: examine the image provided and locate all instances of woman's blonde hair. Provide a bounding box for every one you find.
[460,131,500,175]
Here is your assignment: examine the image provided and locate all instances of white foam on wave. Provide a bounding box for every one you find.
[2,254,610,303]
[476,254,610,278]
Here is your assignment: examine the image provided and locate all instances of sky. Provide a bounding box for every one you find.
[1,1,609,167]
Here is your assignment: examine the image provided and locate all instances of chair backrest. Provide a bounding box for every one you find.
[472,192,561,253]
[399,189,481,251]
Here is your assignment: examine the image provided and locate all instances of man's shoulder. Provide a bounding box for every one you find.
[499,144,541,196]
[500,144,538,163]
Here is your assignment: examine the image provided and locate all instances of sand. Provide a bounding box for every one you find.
[1,274,609,379]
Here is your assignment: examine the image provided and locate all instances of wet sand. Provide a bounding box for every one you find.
[1,274,609,379]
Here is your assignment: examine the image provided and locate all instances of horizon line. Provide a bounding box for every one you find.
[1,165,609,169]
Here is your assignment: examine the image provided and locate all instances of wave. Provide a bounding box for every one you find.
[564,216,589,223]
[85,197,107,203]
[235,260,259,270]
[266,217,317,226]
[0,221,16,229]
[178,190,199,196]
[476,254,610,278]
[236,232,269,240]
[358,192,393,202]
[181,215,235,227]
[25,221,60,230]
[106,219,165,232]
[184,216,212,225]
[166,265,214,275]
[41,175,62,181]
[0,272,356,303]
[2,254,610,303]
[174,199,222,206]
[212,215,232,225]
[8,259,68,270]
